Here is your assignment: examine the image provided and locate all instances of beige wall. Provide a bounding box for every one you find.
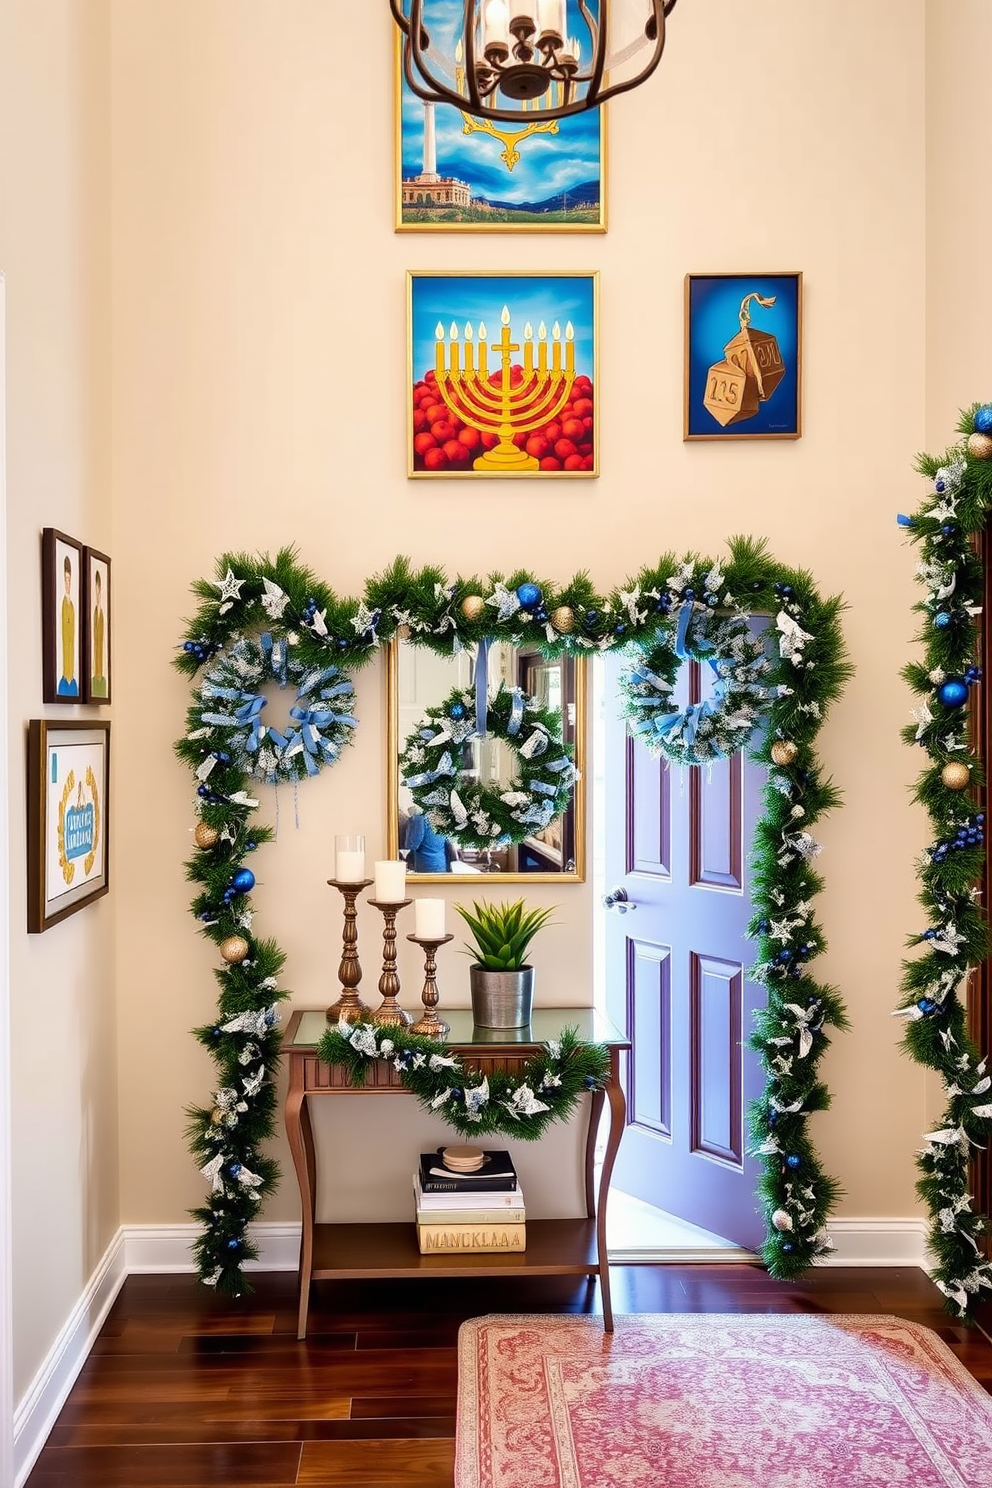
[109,0,929,1229]
[0,0,117,1401]
[925,0,992,446]
[8,0,985,1412]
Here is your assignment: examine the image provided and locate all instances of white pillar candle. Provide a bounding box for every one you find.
[334,834,366,882]
[374,859,407,902]
[335,851,365,882]
[414,898,446,939]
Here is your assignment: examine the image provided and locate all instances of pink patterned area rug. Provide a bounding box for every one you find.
[455,1313,992,1488]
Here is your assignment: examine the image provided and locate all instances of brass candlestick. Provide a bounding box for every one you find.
[368,899,413,1028]
[407,933,454,1039]
[325,878,374,1024]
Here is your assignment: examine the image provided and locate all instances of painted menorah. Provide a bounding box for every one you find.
[434,304,575,472]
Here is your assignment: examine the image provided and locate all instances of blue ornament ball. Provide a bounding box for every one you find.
[974,406,992,435]
[583,609,599,629]
[782,1243,794,1252]
[785,1154,802,1169]
[933,613,952,630]
[230,867,256,894]
[516,582,542,611]
[448,702,465,720]
[938,677,969,708]
[896,513,913,527]
[226,1238,241,1251]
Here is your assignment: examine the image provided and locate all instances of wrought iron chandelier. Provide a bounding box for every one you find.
[390,1,678,124]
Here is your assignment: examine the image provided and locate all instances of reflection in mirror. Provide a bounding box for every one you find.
[387,639,585,882]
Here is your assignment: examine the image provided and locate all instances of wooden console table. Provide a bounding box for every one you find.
[283,1007,630,1339]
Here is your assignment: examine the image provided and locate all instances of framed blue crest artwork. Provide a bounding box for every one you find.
[395,34,606,232]
[27,719,110,932]
[684,273,803,440]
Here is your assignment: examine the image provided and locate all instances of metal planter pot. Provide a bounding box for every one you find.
[469,965,534,1029]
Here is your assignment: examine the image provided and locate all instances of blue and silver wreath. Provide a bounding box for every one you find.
[620,605,771,767]
[188,632,357,786]
[399,679,575,851]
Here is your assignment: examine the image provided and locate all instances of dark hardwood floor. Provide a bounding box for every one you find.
[24,1264,992,1487]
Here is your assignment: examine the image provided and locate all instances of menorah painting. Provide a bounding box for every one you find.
[684,272,803,441]
[409,272,598,477]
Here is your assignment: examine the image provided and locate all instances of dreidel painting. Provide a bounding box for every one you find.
[684,273,802,440]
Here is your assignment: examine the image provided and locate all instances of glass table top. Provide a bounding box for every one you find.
[288,1006,628,1049]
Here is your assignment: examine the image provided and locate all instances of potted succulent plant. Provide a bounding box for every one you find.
[454,898,557,1029]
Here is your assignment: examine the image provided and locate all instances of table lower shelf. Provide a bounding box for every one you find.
[309,1217,600,1279]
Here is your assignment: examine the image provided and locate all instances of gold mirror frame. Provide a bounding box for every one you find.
[386,639,586,883]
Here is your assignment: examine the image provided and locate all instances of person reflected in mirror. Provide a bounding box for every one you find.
[400,805,460,874]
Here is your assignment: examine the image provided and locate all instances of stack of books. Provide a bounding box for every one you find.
[415,1148,525,1253]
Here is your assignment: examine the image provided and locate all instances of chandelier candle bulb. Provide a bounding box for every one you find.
[374,859,407,903]
[334,834,366,883]
[415,898,446,939]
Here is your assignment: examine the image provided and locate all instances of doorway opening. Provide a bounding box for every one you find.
[591,648,764,1260]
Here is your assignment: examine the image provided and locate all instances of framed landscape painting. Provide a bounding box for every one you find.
[408,271,598,478]
[684,272,803,440]
[395,40,606,232]
[27,719,110,933]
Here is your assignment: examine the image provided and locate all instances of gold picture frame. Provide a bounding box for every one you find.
[386,638,586,883]
[408,270,599,478]
[394,37,607,233]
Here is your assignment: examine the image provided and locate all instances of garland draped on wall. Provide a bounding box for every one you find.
[897,404,992,1319]
[175,537,851,1294]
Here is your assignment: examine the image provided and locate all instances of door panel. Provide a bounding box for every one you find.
[628,940,672,1139]
[603,637,767,1250]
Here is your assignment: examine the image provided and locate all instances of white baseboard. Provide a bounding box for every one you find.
[12,1214,932,1484]
[816,1217,931,1268]
[123,1221,302,1273]
[610,1218,930,1269]
[13,1228,127,1488]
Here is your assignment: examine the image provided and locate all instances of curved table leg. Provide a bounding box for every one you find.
[595,1055,627,1333]
[285,1081,316,1340]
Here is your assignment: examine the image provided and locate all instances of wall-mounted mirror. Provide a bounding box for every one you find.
[386,639,585,882]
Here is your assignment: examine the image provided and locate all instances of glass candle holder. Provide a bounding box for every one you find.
[334,833,366,883]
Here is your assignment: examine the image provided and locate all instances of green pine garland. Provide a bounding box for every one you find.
[897,403,992,1320]
[175,536,852,1291]
[318,1023,609,1139]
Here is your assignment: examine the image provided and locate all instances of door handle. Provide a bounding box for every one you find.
[602,886,636,913]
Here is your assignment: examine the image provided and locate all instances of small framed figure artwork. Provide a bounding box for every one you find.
[409,271,598,478]
[41,528,84,703]
[684,272,803,440]
[82,546,112,704]
[27,719,111,933]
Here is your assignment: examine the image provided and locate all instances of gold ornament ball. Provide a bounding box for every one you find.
[770,739,798,767]
[967,431,992,461]
[941,761,971,791]
[219,934,250,965]
[549,605,575,635]
[461,595,486,622]
[194,821,220,849]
